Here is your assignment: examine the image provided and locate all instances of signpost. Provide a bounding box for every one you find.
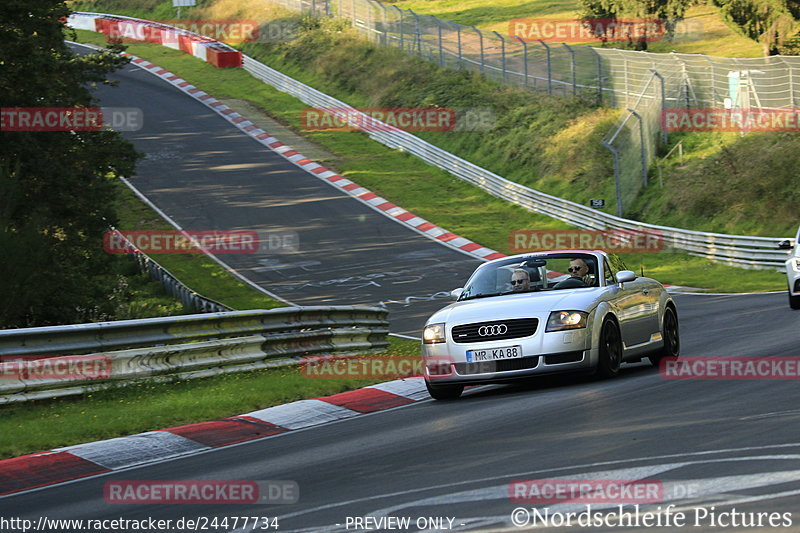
[173,0,196,19]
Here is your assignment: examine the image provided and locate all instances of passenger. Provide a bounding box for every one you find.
[510,269,531,292]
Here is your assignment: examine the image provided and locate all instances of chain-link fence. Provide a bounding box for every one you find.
[268,0,800,214]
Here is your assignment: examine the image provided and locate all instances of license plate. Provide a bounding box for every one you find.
[466,345,522,362]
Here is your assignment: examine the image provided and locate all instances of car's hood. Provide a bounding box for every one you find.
[427,288,602,326]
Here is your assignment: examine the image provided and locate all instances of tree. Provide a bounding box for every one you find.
[580,0,692,50]
[0,0,139,327]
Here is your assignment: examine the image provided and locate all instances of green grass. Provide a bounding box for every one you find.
[71,28,788,294]
[0,337,420,459]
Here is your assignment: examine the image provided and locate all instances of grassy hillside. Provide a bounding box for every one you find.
[387,0,765,56]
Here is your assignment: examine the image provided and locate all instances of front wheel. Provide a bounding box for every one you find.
[595,318,622,378]
[649,306,680,367]
[790,288,800,310]
[425,380,464,401]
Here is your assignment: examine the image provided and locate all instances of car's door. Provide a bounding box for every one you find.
[606,254,659,348]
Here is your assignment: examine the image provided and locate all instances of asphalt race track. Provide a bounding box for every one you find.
[77,45,482,336]
[6,45,799,532]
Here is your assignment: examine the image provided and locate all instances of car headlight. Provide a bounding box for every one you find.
[546,311,588,332]
[423,323,446,344]
[791,258,800,273]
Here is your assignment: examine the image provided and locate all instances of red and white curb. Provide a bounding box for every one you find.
[121,53,505,263]
[0,378,428,496]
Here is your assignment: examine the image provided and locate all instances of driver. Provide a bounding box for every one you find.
[510,269,531,292]
[553,258,592,289]
[567,258,591,285]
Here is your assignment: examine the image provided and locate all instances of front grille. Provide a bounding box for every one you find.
[544,351,585,364]
[451,318,538,343]
[454,356,539,375]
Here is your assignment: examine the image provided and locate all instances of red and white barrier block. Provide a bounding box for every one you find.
[66,13,242,68]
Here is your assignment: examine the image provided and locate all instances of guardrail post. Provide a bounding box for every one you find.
[629,108,648,187]
[472,26,484,73]
[601,141,624,218]
[350,0,356,25]
[515,36,528,88]
[589,47,602,104]
[412,10,422,56]
[338,0,342,18]
[563,43,576,96]
[537,40,552,95]
[492,31,507,83]
[437,21,444,68]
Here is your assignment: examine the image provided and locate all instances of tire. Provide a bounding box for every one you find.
[425,380,464,401]
[649,306,680,367]
[595,318,622,378]
[790,288,800,310]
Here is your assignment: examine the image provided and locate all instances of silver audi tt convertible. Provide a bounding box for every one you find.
[421,250,680,400]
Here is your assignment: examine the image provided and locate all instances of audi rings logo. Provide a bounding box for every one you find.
[478,324,508,337]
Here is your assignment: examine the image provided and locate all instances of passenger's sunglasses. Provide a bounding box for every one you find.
[510,279,527,285]
[568,266,585,273]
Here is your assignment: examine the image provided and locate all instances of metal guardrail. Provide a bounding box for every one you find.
[109,228,233,314]
[241,56,793,270]
[0,307,389,403]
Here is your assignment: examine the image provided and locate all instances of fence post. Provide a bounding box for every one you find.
[380,1,388,46]
[438,21,445,68]
[457,25,463,68]
[781,57,796,107]
[338,0,342,17]
[392,5,403,51]
[472,26,484,74]
[493,31,507,83]
[365,0,373,41]
[701,55,716,106]
[351,0,356,25]
[652,69,667,145]
[589,47,602,104]
[537,39,552,95]
[624,54,630,107]
[562,43,576,96]
[601,141,624,218]
[629,108,648,188]
[412,11,422,56]
[515,36,528,88]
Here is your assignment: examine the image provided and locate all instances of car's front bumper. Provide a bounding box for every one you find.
[787,258,800,296]
[421,327,597,385]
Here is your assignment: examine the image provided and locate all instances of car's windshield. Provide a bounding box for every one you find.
[459,253,600,301]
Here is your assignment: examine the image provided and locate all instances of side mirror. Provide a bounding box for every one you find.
[615,270,637,284]
[778,239,793,250]
[450,288,464,300]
